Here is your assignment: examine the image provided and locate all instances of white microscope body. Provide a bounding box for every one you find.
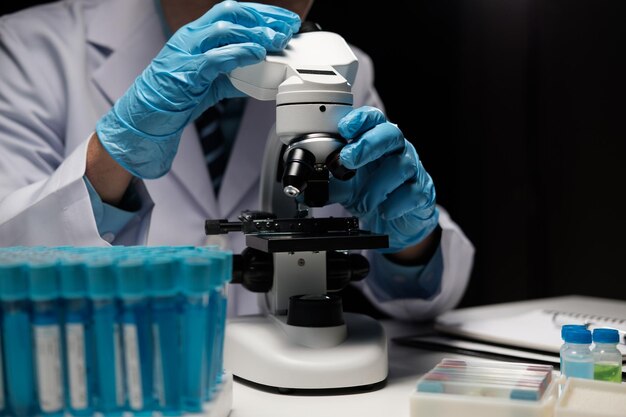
[222,31,388,390]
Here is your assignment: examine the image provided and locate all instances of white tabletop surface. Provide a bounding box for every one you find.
[228,319,468,417]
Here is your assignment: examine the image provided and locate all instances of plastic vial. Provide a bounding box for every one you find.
[180,257,213,412]
[561,328,593,379]
[59,259,94,416]
[205,252,230,400]
[29,261,65,416]
[116,258,154,414]
[86,259,124,416]
[559,324,587,376]
[592,328,622,383]
[0,262,36,417]
[149,257,182,416]
[0,305,4,416]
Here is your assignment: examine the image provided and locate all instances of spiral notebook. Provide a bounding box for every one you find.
[434,295,626,357]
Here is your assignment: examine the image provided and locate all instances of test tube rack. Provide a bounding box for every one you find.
[0,246,232,417]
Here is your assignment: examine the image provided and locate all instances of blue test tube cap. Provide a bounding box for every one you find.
[0,261,28,301]
[86,258,117,299]
[59,259,88,298]
[219,251,233,285]
[181,257,215,295]
[202,250,232,286]
[563,328,592,344]
[593,328,620,344]
[116,258,148,299]
[148,256,178,297]
[561,324,587,340]
[29,261,60,301]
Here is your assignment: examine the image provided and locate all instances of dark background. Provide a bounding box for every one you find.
[3,1,626,308]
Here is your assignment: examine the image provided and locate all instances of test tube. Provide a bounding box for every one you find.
[86,258,124,416]
[116,258,154,414]
[180,257,213,412]
[204,252,230,400]
[149,257,182,416]
[29,261,65,416]
[59,259,94,416]
[0,261,36,417]
[0,302,4,416]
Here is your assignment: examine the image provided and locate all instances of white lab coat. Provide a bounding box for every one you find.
[0,0,474,320]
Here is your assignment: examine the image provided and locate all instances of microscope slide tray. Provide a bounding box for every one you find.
[246,231,388,253]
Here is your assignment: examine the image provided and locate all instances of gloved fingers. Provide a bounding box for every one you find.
[199,42,267,81]
[338,106,386,139]
[211,74,248,99]
[197,22,290,53]
[195,1,300,34]
[379,167,437,221]
[327,176,357,207]
[350,151,418,216]
[189,74,247,121]
[239,2,302,32]
[339,122,406,170]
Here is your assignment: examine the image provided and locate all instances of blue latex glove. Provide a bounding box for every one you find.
[96,1,300,179]
[329,106,439,253]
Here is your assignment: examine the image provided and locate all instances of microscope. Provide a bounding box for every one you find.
[205,28,389,391]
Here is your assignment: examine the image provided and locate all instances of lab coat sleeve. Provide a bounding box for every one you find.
[0,137,154,246]
[366,249,440,302]
[84,176,153,243]
[0,18,153,246]
[356,207,474,321]
[349,47,475,320]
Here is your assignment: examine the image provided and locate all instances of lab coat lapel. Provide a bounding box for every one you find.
[218,99,276,219]
[87,0,163,105]
[86,0,218,219]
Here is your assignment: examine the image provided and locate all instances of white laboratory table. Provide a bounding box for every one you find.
[228,320,467,417]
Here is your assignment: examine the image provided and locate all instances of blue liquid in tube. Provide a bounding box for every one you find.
[59,260,94,416]
[180,258,212,412]
[204,252,230,399]
[149,257,182,416]
[87,259,124,416]
[117,258,154,414]
[30,262,65,417]
[0,263,36,417]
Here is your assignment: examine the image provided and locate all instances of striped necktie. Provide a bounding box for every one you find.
[195,102,229,196]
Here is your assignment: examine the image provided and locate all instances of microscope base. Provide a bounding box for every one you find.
[224,312,388,390]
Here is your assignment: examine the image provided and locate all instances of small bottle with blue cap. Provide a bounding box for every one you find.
[561,328,593,379]
[591,328,622,383]
[559,324,587,376]
[29,260,65,416]
[116,257,154,414]
[0,261,36,417]
[86,258,124,416]
[59,258,94,416]
[149,256,182,415]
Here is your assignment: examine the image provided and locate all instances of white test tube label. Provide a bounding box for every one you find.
[0,331,5,411]
[65,323,88,410]
[113,324,125,407]
[34,325,64,412]
[123,323,143,410]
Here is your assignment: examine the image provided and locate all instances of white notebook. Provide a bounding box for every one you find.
[435,295,626,357]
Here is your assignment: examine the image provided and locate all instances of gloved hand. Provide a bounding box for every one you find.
[329,106,439,253]
[96,1,300,179]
